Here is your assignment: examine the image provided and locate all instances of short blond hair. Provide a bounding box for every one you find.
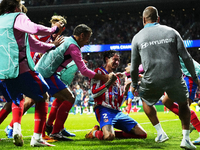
[50,15,67,25]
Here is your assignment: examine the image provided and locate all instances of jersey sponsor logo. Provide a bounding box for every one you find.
[141,42,149,49]
[113,85,118,99]
[140,38,175,49]
[113,85,118,94]
[109,92,114,95]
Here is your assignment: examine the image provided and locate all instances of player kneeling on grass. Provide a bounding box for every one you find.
[85,50,147,140]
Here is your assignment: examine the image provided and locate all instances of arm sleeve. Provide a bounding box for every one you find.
[91,69,108,99]
[130,36,141,88]
[69,44,96,78]
[92,84,107,99]
[14,14,58,35]
[28,34,55,53]
[176,31,198,82]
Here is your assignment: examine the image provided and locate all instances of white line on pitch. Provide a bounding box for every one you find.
[0,119,180,134]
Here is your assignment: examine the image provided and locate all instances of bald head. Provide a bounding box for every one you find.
[143,6,159,25]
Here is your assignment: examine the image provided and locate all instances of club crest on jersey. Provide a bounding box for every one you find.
[104,118,109,122]
[103,113,108,122]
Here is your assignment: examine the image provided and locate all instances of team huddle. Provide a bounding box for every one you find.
[0,0,199,150]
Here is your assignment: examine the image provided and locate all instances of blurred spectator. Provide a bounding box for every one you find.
[74,84,84,115]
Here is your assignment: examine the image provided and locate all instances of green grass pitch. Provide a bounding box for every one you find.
[0,111,200,150]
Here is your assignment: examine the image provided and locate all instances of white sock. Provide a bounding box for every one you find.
[90,106,93,113]
[8,125,13,129]
[93,130,97,137]
[13,122,21,135]
[33,133,42,140]
[154,123,164,135]
[182,129,190,140]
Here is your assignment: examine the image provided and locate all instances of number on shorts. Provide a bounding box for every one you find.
[103,113,108,119]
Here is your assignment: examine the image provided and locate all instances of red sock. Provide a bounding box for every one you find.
[191,109,200,132]
[0,109,10,124]
[95,130,104,140]
[164,106,167,112]
[34,102,48,134]
[127,103,132,114]
[9,120,14,128]
[115,131,147,139]
[169,103,179,115]
[12,99,24,124]
[47,98,62,126]
[9,99,26,128]
[51,101,73,134]
[10,100,25,128]
[42,102,48,137]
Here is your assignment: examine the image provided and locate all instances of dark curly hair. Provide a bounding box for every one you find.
[103,50,120,63]
[0,0,21,15]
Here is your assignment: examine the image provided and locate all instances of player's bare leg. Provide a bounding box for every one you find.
[142,100,168,143]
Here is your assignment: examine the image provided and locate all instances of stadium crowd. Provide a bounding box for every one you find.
[29,9,200,43]
[25,1,200,43]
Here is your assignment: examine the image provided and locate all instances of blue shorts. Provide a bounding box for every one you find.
[0,80,12,103]
[184,75,199,101]
[126,91,134,100]
[95,105,137,133]
[88,101,94,106]
[44,74,67,96]
[74,100,83,106]
[2,71,49,105]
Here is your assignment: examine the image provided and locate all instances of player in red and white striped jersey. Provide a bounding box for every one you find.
[85,50,147,140]
[91,66,124,110]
